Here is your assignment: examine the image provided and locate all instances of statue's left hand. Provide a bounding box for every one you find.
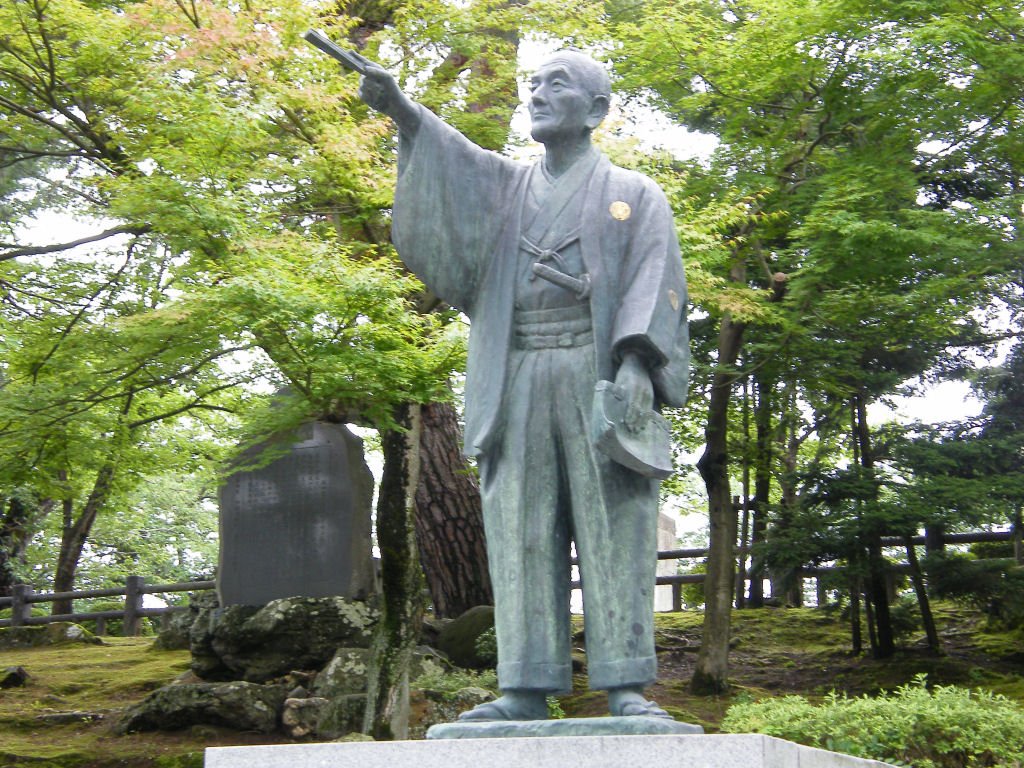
[615,352,654,434]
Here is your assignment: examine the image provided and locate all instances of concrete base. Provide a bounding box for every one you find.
[205,734,897,768]
[427,715,703,739]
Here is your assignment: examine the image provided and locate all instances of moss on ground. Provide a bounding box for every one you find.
[2,602,1023,765]
[0,637,286,767]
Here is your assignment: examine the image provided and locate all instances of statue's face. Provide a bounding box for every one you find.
[528,59,596,145]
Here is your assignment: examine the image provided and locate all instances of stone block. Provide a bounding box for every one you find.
[205,734,898,768]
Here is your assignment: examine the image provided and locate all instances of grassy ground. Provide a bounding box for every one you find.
[1,603,1022,766]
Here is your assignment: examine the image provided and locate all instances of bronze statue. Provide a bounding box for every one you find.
[317,35,690,723]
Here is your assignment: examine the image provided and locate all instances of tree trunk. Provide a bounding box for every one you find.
[692,309,745,695]
[1013,506,1022,566]
[52,462,117,615]
[853,393,895,658]
[863,579,878,654]
[865,537,894,657]
[747,374,773,607]
[849,575,863,655]
[415,401,492,617]
[363,403,425,740]
[735,381,751,609]
[904,534,940,655]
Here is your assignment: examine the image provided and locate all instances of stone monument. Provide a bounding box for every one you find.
[217,421,375,606]
[655,513,678,612]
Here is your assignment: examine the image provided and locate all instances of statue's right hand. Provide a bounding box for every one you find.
[358,64,402,115]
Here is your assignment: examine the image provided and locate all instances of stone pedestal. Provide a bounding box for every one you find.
[426,715,702,739]
[205,734,897,768]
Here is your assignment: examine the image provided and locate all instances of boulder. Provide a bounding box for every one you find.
[189,602,259,680]
[118,681,287,734]
[155,591,217,651]
[190,596,378,682]
[420,616,452,648]
[311,647,371,699]
[1,666,29,688]
[282,696,329,738]
[0,623,102,650]
[435,606,494,669]
[315,693,367,739]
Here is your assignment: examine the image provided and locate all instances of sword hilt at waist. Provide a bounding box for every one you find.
[531,263,591,299]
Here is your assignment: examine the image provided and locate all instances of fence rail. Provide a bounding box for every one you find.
[0,529,1017,635]
[0,577,214,636]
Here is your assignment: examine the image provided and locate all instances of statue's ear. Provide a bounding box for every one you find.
[585,94,610,130]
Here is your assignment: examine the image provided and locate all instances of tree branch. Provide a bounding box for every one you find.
[0,224,150,262]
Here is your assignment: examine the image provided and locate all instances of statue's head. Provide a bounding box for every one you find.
[528,51,611,145]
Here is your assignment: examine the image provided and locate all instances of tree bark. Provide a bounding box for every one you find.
[849,574,863,655]
[903,533,940,655]
[735,381,751,609]
[52,462,117,615]
[692,309,745,695]
[747,374,772,607]
[363,403,425,740]
[853,393,895,658]
[414,401,492,617]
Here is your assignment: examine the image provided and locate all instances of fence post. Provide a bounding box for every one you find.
[124,575,144,636]
[11,584,33,626]
[816,576,828,607]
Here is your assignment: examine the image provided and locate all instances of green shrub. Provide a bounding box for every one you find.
[721,675,1024,767]
[925,552,1024,629]
[473,627,497,667]
[889,596,922,644]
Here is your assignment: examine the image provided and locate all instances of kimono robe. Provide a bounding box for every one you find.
[392,106,689,693]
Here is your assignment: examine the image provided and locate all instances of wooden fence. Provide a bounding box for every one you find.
[0,577,214,636]
[0,529,1016,635]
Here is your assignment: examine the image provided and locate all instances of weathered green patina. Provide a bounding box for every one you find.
[357,50,690,727]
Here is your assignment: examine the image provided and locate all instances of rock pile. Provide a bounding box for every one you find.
[121,595,496,741]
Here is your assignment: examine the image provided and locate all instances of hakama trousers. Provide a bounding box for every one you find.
[478,309,660,694]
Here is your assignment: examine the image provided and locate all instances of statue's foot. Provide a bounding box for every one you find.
[608,686,672,719]
[457,691,548,722]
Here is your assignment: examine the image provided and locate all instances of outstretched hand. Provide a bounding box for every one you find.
[358,65,421,134]
[615,352,654,434]
[358,64,401,113]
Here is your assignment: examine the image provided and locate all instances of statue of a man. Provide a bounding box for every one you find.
[359,51,689,721]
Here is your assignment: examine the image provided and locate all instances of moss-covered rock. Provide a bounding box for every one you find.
[435,606,494,669]
[190,596,379,682]
[0,623,103,649]
[312,647,371,698]
[156,592,217,651]
[315,693,366,739]
[118,681,287,734]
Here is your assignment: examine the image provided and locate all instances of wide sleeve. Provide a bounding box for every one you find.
[391,106,523,314]
[610,177,690,408]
